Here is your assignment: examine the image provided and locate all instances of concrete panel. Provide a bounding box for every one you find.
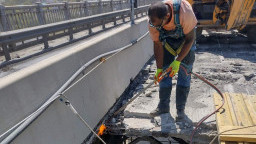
[0,17,153,144]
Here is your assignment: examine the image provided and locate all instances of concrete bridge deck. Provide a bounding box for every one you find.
[107,31,256,143]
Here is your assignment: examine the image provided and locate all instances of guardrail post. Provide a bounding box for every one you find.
[134,0,137,8]
[88,23,92,34]
[130,0,135,25]
[102,20,105,29]
[110,0,114,11]
[120,0,123,10]
[84,0,89,16]
[122,14,125,22]
[42,34,49,49]
[79,3,83,17]
[0,4,9,31]
[36,2,45,25]
[64,2,71,20]
[99,0,103,13]
[2,44,11,61]
[68,27,73,41]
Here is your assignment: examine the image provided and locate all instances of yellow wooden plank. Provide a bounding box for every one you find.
[229,93,254,126]
[226,93,239,126]
[219,126,256,142]
[222,141,251,144]
[247,95,256,121]
[251,95,256,118]
[223,141,239,144]
[242,94,256,125]
[214,92,223,126]
[222,141,253,144]
[214,93,233,126]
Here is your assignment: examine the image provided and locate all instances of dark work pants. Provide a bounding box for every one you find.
[158,44,196,110]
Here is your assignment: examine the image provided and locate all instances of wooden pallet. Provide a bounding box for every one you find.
[221,142,255,144]
[213,93,256,144]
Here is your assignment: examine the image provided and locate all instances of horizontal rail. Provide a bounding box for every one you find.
[0,0,155,32]
[0,5,151,68]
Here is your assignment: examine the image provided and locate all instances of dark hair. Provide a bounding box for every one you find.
[148,1,168,19]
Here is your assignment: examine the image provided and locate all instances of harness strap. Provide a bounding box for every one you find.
[173,0,184,37]
[173,0,181,25]
[163,0,184,56]
[164,40,185,56]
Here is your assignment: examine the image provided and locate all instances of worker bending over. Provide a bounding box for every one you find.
[148,0,197,121]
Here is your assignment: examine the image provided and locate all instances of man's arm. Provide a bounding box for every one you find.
[176,28,196,62]
[153,41,164,69]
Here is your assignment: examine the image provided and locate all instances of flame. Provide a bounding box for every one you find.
[97,124,106,136]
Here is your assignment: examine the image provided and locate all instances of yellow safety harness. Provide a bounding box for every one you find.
[164,40,185,56]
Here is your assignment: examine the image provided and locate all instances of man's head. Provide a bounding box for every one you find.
[148,1,171,28]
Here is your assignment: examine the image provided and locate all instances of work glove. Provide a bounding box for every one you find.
[167,60,181,77]
[154,68,163,84]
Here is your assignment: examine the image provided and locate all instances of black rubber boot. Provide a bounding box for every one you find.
[176,86,190,121]
[176,109,186,122]
[150,87,172,117]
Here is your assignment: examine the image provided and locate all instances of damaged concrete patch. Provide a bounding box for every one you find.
[123,118,155,136]
[109,31,256,144]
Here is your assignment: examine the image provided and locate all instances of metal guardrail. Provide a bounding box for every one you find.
[0,4,153,68]
[0,0,154,32]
